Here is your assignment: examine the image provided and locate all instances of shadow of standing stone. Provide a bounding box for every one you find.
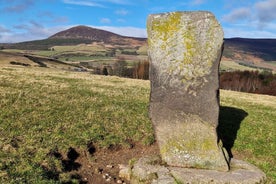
[120,11,266,184]
[218,106,248,159]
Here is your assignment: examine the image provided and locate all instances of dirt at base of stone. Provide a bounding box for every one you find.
[54,143,159,184]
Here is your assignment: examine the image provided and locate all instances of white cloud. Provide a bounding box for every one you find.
[148,6,166,13]
[92,26,147,38]
[222,7,251,23]
[189,0,206,5]
[117,19,126,23]
[224,27,276,39]
[0,25,71,43]
[115,9,128,15]
[255,0,276,22]
[100,18,111,24]
[63,0,104,7]
[221,0,276,38]
[0,25,11,33]
[2,0,35,13]
[100,0,131,5]
[63,0,131,7]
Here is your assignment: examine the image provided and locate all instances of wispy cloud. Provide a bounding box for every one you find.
[222,7,251,23]
[2,0,35,13]
[224,26,276,39]
[0,24,71,43]
[148,6,166,13]
[93,25,147,37]
[37,11,69,24]
[100,0,131,5]
[222,0,276,32]
[0,25,11,33]
[117,19,126,23]
[63,0,104,7]
[62,0,131,7]
[100,18,111,24]
[189,0,206,6]
[255,0,276,23]
[115,9,128,16]
[53,16,69,24]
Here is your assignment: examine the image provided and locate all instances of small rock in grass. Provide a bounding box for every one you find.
[119,164,131,181]
[117,179,123,183]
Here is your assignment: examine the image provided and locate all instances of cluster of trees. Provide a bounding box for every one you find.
[93,59,275,96]
[92,58,149,80]
[220,70,276,96]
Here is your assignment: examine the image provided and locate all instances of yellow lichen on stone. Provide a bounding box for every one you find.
[151,12,182,41]
[147,11,223,94]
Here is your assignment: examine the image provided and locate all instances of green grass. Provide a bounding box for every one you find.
[220,60,259,72]
[220,90,276,183]
[0,67,275,183]
[0,67,154,183]
[270,61,276,66]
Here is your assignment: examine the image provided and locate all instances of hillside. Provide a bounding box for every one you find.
[0,51,84,71]
[0,26,146,50]
[0,25,276,72]
[224,38,276,61]
[49,25,121,41]
[0,65,275,183]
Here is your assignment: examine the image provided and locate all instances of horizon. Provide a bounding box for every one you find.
[1,0,276,43]
[2,25,276,44]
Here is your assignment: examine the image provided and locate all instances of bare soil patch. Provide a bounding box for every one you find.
[58,143,159,184]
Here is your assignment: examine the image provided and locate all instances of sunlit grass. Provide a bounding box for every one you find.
[220,90,276,183]
[0,66,275,183]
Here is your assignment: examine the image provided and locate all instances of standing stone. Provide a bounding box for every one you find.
[148,11,229,171]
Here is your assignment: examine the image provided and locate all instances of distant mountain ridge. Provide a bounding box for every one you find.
[224,38,276,61]
[49,25,121,42]
[0,25,146,50]
[49,25,146,45]
[1,25,276,64]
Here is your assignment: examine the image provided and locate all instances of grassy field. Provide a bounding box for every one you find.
[2,44,148,65]
[0,66,275,183]
[220,59,258,72]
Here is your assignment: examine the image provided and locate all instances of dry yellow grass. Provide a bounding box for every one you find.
[0,52,39,67]
[220,59,257,71]
[220,89,276,108]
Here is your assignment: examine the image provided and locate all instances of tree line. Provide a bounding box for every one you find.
[220,70,276,96]
[93,60,276,96]
[92,58,149,80]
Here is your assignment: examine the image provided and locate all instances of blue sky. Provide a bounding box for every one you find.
[0,0,276,43]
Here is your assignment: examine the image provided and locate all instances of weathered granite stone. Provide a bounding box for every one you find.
[170,159,267,184]
[129,156,175,184]
[147,11,228,171]
[123,156,266,184]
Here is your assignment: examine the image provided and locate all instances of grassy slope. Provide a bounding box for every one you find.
[220,90,276,183]
[0,66,275,183]
[220,59,259,72]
